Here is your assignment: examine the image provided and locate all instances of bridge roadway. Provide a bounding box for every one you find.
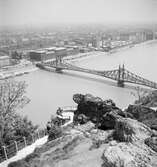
[40,60,157,89]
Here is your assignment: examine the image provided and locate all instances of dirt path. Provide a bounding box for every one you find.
[0,136,48,167]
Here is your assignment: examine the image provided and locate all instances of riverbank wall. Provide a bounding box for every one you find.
[109,39,157,54]
[65,39,157,64]
[0,64,38,80]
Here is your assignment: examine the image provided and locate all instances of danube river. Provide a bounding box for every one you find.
[18,40,157,127]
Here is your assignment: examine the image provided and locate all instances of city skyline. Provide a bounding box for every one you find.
[0,0,157,27]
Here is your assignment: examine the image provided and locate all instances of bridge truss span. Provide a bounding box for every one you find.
[42,59,157,89]
[123,69,157,89]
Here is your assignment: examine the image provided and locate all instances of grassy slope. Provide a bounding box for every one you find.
[8,125,108,167]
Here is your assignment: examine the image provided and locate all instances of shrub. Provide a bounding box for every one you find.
[114,118,135,142]
[8,160,29,167]
[25,152,40,162]
[48,125,63,141]
[8,151,40,167]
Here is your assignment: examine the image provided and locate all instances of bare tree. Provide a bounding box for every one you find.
[130,86,151,105]
[0,79,30,144]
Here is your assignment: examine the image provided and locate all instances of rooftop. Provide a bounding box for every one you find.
[30,50,46,54]
[45,47,57,51]
[54,47,66,51]
[67,48,74,51]
[46,51,55,54]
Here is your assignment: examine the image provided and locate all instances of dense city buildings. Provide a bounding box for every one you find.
[0,25,157,67]
[29,46,79,62]
[29,50,46,61]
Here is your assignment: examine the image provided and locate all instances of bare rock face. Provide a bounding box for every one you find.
[125,105,157,130]
[90,129,114,142]
[101,110,122,129]
[73,94,125,129]
[73,93,157,167]
[101,117,157,167]
[145,137,157,152]
[114,117,152,142]
[73,93,85,104]
[74,114,89,124]
[152,130,157,137]
[102,142,157,167]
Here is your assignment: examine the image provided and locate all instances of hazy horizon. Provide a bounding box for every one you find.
[0,0,157,28]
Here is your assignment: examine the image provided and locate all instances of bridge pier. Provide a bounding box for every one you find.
[117,80,124,87]
[117,64,125,87]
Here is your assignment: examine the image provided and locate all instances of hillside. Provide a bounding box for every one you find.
[8,93,157,167]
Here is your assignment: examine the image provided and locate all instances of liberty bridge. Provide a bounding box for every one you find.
[38,55,157,89]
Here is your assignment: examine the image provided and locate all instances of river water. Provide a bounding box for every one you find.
[18,40,157,127]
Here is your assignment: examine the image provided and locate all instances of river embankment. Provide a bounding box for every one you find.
[2,39,156,80]
[67,39,157,63]
[0,63,38,80]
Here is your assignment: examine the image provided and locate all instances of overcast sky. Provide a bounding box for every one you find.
[0,0,157,27]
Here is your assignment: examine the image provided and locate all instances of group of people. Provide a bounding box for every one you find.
[46,107,64,133]
[56,107,63,116]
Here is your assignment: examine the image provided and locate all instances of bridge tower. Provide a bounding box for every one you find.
[55,55,63,73]
[117,64,125,87]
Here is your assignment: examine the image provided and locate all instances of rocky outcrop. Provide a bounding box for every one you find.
[90,129,114,143]
[101,116,157,167]
[145,137,157,152]
[73,114,89,124]
[73,94,157,131]
[114,117,152,142]
[9,93,157,167]
[73,93,157,166]
[125,105,157,130]
[102,142,157,167]
[73,94,125,129]
[101,110,123,129]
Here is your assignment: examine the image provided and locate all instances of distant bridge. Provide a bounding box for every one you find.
[38,55,157,89]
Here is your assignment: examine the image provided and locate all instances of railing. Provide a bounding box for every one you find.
[0,129,47,163]
[60,106,77,111]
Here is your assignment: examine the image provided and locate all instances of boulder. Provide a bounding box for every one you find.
[74,121,95,133]
[73,93,85,104]
[145,137,157,152]
[84,93,103,103]
[125,105,157,130]
[73,94,124,129]
[152,130,157,137]
[102,142,157,167]
[90,129,114,143]
[114,117,152,142]
[100,110,122,129]
[74,114,89,124]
